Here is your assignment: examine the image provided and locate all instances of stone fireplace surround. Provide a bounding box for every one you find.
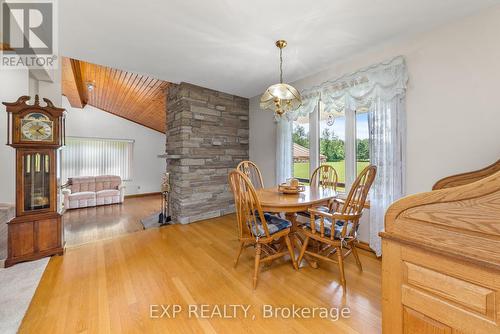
[165,82,249,224]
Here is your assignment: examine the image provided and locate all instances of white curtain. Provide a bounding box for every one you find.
[368,96,406,256]
[275,117,293,184]
[275,91,319,184]
[278,56,408,256]
[62,137,134,182]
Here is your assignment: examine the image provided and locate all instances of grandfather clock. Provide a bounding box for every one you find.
[3,95,66,267]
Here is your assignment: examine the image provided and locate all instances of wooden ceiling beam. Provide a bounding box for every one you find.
[62,57,86,108]
[70,59,87,106]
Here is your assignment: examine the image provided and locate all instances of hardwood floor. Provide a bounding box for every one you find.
[21,214,381,333]
[63,194,161,247]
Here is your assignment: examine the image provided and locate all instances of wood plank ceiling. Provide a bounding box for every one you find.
[62,57,170,133]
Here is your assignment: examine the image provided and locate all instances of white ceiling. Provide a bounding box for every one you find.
[60,0,499,98]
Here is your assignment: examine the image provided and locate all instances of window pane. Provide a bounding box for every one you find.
[320,107,346,187]
[356,110,370,176]
[292,115,310,181]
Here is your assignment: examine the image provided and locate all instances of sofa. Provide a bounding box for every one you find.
[62,175,125,209]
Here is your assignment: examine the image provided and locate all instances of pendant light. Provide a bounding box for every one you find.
[260,40,302,117]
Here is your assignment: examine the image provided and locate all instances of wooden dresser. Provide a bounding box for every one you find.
[380,161,500,333]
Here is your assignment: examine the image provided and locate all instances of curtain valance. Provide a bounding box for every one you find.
[293,56,408,117]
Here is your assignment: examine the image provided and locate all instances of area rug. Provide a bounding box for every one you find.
[0,257,49,334]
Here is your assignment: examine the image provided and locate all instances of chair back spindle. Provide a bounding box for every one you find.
[338,165,377,239]
[236,161,264,189]
[310,165,338,191]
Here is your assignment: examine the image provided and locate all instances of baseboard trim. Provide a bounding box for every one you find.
[356,241,377,255]
[125,192,161,199]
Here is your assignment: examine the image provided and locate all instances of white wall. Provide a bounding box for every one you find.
[38,66,62,106]
[250,5,500,196]
[250,6,500,243]
[0,68,30,204]
[249,102,276,187]
[63,96,165,195]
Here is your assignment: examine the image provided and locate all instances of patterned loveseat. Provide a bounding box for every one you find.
[62,175,125,209]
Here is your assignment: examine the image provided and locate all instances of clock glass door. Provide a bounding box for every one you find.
[23,152,51,211]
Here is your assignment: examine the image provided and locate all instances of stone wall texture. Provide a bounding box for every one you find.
[166,82,249,224]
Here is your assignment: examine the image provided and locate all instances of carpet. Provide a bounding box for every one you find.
[0,257,49,334]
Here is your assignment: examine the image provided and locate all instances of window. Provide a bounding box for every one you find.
[320,107,346,188]
[62,137,133,182]
[356,109,370,176]
[292,105,371,192]
[292,114,310,182]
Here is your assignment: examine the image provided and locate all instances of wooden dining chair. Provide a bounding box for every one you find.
[298,165,339,219]
[298,165,377,289]
[310,165,338,190]
[236,160,264,189]
[310,165,338,211]
[228,169,298,289]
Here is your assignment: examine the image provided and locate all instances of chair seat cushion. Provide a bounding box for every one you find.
[96,189,121,197]
[252,213,291,237]
[68,191,96,201]
[306,218,356,240]
[297,205,330,220]
[314,206,330,213]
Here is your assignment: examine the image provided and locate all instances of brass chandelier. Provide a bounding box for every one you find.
[260,40,302,117]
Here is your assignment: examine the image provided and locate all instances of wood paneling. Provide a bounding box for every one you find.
[9,221,34,258]
[403,307,451,334]
[37,218,61,251]
[404,262,494,315]
[62,57,170,133]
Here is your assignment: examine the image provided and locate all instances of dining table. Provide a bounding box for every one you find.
[256,185,337,265]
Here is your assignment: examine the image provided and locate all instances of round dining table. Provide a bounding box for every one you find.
[256,185,337,265]
[256,185,337,215]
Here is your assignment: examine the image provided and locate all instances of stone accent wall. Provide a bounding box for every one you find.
[166,82,249,224]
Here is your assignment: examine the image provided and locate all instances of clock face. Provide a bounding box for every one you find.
[21,113,53,142]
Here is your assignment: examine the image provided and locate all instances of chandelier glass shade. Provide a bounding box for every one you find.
[260,40,302,117]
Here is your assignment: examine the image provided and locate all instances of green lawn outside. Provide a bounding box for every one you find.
[293,161,370,183]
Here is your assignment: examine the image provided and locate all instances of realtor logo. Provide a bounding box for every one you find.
[3,2,53,54]
[1,1,57,69]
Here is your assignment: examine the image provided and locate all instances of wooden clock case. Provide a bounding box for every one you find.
[3,95,66,267]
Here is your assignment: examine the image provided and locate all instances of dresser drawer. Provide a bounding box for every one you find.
[400,246,500,334]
